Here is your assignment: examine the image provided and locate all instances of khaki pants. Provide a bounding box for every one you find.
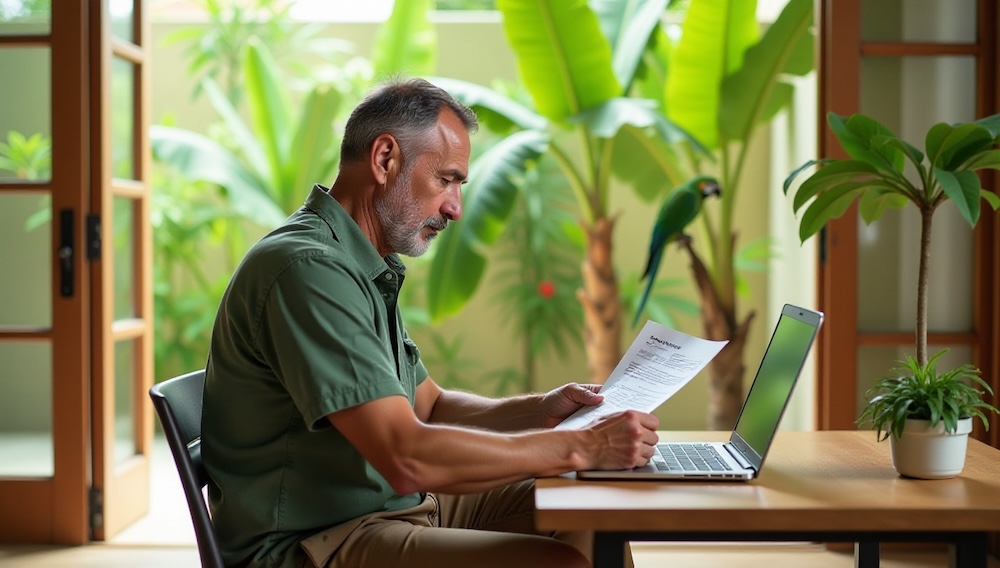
[299,479,633,568]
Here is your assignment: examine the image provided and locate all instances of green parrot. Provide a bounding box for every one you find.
[633,175,722,327]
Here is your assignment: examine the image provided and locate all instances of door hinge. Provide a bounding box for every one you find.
[89,487,104,533]
[86,214,101,260]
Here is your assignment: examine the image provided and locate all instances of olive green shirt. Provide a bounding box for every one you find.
[203,184,428,568]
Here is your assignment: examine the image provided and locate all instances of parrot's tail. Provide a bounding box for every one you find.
[633,253,662,327]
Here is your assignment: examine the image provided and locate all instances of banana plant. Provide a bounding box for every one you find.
[151,0,436,225]
[426,0,704,384]
[152,37,341,226]
[648,0,814,428]
[784,112,1000,368]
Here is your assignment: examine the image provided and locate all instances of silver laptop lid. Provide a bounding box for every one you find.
[728,304,824,473]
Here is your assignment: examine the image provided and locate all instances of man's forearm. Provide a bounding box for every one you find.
[427,389,546,431]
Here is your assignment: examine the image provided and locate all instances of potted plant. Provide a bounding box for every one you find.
[857,350,998,478]
[784,111,1000,478]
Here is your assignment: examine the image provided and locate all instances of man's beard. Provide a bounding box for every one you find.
[375,174,448,257]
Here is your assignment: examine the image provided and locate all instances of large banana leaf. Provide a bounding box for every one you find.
[590,0,671,90]
[202,78,269,183]
[151,126,287,228]
[574,97,710,152]
[374,0,436,77]
[665,0,759,149]
[285,84,342,206]
[497,0,621,122]
[427,76,548,133]
[609,125,686,201]
[427,130,549,319]
[718,0,813,143]
[632,25,672,110]
[243,38,293,201]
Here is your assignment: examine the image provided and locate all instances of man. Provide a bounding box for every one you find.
[203,78,658,568]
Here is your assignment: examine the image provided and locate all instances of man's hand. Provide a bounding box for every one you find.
[584,410,660,471]
[539,383,604,429]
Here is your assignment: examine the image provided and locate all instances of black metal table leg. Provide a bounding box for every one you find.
[950,532,988,568]
[855,540,879,568]
[593,532,628,568]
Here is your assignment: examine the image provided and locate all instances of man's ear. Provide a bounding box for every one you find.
[370,133,399,186]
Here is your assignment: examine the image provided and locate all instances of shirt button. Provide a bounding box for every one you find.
[385,273,394,281]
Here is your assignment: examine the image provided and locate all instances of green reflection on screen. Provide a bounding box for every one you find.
[735,316,814,453]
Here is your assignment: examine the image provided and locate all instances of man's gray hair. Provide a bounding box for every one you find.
[339,77,479,168]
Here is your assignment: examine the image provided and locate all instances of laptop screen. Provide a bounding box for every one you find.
[731,305,823,469]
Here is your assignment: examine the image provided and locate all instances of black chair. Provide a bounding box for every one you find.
[150,370,225,568]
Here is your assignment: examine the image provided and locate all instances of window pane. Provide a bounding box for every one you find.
[857,56,975,334]
[0,0,50,35]
[114,339,136,465]
[114,197,136,320]
[0,47,51,182]
[112,56,136,180]
[110,0,134,42]
[0,193,51,327]
[862,0,976,43]
[0,341,53,477]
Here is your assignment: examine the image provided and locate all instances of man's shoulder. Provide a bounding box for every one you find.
[249,215,350,270]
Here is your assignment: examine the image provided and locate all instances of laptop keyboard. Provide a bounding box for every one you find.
[653,443,732,472]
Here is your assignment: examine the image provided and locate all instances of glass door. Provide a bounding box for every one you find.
[89,0,154,540]
[0,1,90,544]
[0,0,153,543]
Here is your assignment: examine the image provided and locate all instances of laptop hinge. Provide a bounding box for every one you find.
[724,444,754,471]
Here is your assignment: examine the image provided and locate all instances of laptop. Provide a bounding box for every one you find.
[577,303,824,481]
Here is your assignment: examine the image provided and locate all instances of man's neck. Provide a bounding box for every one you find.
[328,174,390,257]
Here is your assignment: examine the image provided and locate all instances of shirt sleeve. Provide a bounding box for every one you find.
[255,252,407,431]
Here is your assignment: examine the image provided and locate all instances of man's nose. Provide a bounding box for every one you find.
[442,185,463,221]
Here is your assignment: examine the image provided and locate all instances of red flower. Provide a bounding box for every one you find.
[538,280,556,299]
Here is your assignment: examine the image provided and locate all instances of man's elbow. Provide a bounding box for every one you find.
[380,457,427,495]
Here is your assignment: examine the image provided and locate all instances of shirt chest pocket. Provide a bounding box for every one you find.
[400,339,421,396]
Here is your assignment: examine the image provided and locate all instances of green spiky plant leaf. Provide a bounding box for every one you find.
[856,349,999,441]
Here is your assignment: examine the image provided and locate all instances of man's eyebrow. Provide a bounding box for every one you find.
[441,168,468,182]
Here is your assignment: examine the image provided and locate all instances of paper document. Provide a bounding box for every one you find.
[555,321,729,430]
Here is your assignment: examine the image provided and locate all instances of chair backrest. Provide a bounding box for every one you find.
[150,370,225,568]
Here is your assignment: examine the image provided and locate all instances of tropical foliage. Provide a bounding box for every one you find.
[0,130,50,181]
[656,0,814,428]
[422,0,814,428]
[162,0,357,104]
[424,0,705,386]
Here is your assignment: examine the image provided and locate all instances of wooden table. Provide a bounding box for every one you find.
[535,431,1000,568]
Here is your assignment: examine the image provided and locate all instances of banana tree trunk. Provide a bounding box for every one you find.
[682,240,755,429]
[578,216,622,384]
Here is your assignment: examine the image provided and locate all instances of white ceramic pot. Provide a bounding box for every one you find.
[889,417,972,479]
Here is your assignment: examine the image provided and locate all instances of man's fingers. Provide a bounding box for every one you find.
[636,411,660,430]
[570,383,603,405]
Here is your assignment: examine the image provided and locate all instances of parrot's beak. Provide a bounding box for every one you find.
[704,182,722,198]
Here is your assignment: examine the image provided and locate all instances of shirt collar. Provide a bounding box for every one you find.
[304,184,407,282]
